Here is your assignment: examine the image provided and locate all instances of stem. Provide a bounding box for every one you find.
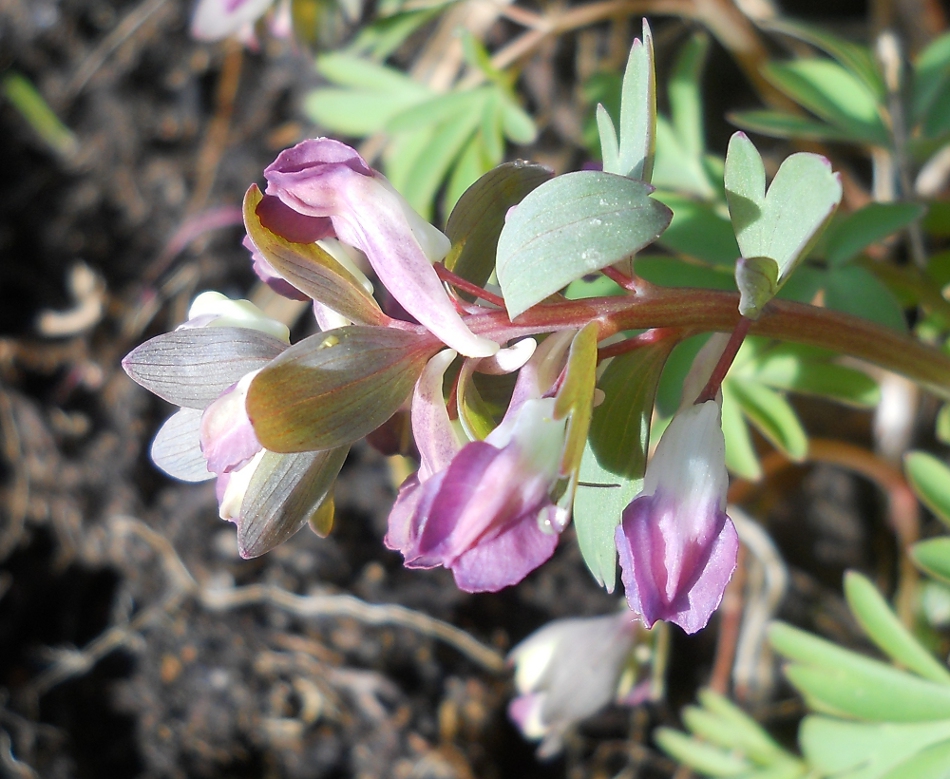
[696,317,753,403]
[434,264,506,308]
[461,287,950,399]
[597,328,679,360]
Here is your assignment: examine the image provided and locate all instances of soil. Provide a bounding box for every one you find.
[0,1,937,777]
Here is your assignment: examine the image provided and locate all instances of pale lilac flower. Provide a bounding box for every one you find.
[508,612,641,757]
[385,343,571,592]
[123,292,345,557]
[263,138,498,358]
[615,400,738,634]
[191,0,276,42]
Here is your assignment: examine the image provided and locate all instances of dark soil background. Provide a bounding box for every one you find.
[0,0,945,777]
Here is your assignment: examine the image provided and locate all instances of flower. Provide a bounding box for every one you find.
[615,400,738,634]
[122,292,346,557]
[385,340,572,592]
[190,0,286,43]
[262,138,498,358]
[508,612,642,757]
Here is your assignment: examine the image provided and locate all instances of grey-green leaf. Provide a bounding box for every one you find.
[725,132,842,284]
[497,171,672,318]
[912,538,950,585]
[445,161,553,292]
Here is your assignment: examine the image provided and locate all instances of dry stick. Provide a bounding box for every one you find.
[65,0,172,101]
[708,541,746,696]
[188,40,244,213]
[0,389,29,561]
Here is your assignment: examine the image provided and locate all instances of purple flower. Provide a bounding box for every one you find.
[615,400,738,634]
[263,138,498,358]
[385,346,570,592]
[508,612,643,757]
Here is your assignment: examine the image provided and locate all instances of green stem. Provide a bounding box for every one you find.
[464,287,950,399]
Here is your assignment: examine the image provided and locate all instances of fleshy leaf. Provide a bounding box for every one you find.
[247,327,438,452]
[905,451,950,530]
[801,716,950,778]
[725,132,842,288]
[497,171,672,318]
[123,327,286,409]
[243,185,384,325]
[844,571,950,684]
[735,256,779,318]
[444,161,553,293]
[912,538,950,585]
[238,446,349,558]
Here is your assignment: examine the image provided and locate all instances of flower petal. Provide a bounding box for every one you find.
[264,139,498,357]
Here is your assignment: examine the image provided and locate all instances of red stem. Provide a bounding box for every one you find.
[696,317,753,403]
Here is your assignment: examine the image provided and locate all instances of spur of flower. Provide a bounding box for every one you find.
[615,398,738,634]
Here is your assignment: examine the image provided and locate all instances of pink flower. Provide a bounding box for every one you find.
[263,138,498,358]
[385,345,570,592]
[615,400,738,634]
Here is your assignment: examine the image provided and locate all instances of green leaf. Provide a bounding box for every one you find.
[653,118,717,198]
[844,571,950,684]
[771,622,950,722]
[823,202,927,266]
[596,103,620,174]
[247,327,437,452]
[912,538,950,585]
[736,256,780,318]
[2,72,78,160]
[761,59,889,145]
[751,344,880,408]
[913,32,950,132]
[801,716,950,779]
[728,380,807,461]
[574,341,672,590]
[655,727,753,776]
[243,185,384,326]
[724,132,842,284]
[761,19,885,98]
[825,265,907,331]
[497,171,672,318]
[386,87,493,133]
[905,451,950,530]
[880,736,950,779]
[239,446,349,558]
[616,20,655,181]
[729,109,859,143]
[655,193,739,266]
[668,32,710,160]
[444,161,553,292]
[722,382,762,479]
[316,51,430,93]
[499,93,537,144]
[696,689,799,766]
